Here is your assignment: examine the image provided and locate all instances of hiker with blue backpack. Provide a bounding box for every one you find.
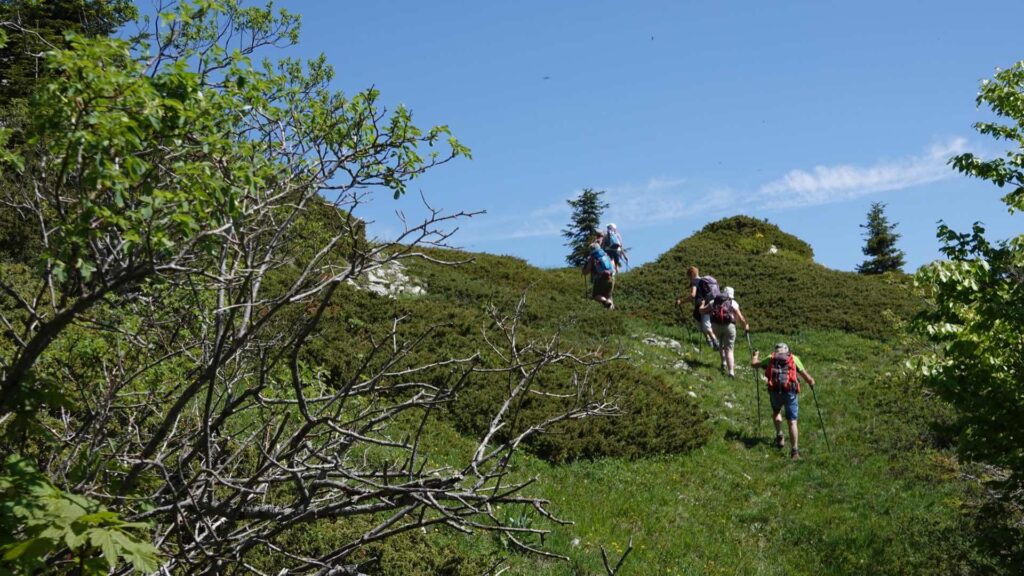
[583,231,616,309]
[676,266,720,350]
[698,286,749,377]
[602,223,628,273]
[751,343,817,460]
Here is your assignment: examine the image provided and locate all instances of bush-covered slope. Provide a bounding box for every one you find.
[277,209,974,575]
[617,215,920,340]
[307,249,712,464]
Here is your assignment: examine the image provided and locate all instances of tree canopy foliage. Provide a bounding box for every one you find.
[0,0,136,102]
[0,0,137,264]
[913,61,1024,570]
[0,2,621,573]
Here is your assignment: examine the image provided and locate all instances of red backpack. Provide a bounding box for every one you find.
[765,352,799,393]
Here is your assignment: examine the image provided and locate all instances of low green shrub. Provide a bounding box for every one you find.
[449,361,710,464]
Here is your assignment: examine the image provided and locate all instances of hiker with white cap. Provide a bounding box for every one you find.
[751,342,816,460]
[698,286,749,377]
[582,231,616,309]
[601,223,627,273]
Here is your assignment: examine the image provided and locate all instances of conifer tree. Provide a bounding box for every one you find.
[856,202,905,274]
[562,188,608,267]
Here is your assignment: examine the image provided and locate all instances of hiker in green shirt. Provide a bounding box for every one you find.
[751,343,816,460]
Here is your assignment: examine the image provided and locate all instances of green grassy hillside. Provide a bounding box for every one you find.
[275,211,980,574]
[617,216,921,340]
[246,157,1012,576]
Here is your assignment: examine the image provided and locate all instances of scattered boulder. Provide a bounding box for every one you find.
[642,335,682,351]
[348,260,425,298]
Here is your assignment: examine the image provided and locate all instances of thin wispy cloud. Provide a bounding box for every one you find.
[758,138,967,208]
[457,197,571,244]
[455,138,972,246]
[604,179,733,227]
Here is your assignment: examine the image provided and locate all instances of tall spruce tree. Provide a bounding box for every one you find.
[562,188,608,267]
[856,201,905,274]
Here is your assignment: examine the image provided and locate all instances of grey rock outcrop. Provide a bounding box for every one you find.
[348,261,425,298]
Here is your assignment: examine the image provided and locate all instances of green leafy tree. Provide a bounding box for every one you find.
[562,187,608,267]
[913,62,1024,569]
[0,0,136,102]
[0,2,616,572]
[0,0,137,264]
[856,201,905,274]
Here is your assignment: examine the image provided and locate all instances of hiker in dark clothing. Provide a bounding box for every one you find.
[751,343,816,460]
[676,266,720,350]
[582,233,615,309]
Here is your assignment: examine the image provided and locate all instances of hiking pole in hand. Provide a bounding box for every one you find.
[809,383,832,452]
[745,330,762,439]
[675,301,696,353]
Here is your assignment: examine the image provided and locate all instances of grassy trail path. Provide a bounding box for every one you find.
[505,327,969,575]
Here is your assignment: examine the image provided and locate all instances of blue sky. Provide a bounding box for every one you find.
[282,0,1022,271]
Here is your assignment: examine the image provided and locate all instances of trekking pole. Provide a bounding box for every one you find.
[745,331,762,439]
[674,302,693,353]
[809,384,832,452]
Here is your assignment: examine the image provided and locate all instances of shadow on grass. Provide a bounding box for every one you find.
[724,428,767,449]
[682,356,717,370]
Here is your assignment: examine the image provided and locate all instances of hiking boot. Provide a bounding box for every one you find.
[790,448,801,461]
[773,434,785,449]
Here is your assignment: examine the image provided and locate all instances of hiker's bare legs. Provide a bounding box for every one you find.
[725,346,735,376]
[773,409,799,446]
[698,314,719,349]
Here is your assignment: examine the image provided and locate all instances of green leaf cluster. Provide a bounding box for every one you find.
[0,454,158,574]
[911,61,1024,572]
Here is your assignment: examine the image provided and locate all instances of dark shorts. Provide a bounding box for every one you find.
[607,247,623,265]
[592,272,613,299]
[770,390,799,421]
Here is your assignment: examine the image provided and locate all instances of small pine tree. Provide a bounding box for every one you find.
[856,201,905,274]
[562,188,608,267]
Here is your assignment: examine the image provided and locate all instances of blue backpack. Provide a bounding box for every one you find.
[605,231,622,249]
[589,246,614,275]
